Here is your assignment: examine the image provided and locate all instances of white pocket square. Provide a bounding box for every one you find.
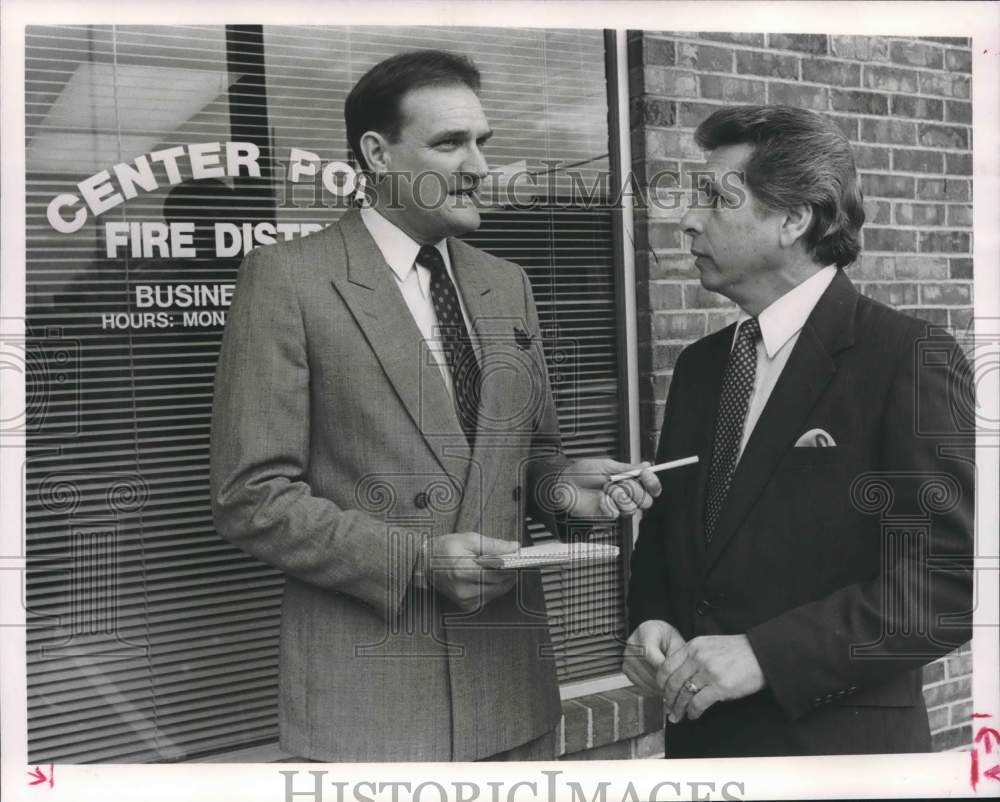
[794,428,837,447]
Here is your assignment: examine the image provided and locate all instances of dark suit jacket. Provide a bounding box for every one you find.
[628,270,974,757]
[210,209,565,761]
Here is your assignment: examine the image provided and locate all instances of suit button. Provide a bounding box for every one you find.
[512,485,521,502]
[414,492,429,509]
[695,600,710,616]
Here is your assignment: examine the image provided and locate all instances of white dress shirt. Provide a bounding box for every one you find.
[733,265,838,459]
[360,206,475,398]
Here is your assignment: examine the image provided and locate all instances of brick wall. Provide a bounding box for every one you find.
[627,31,974,753]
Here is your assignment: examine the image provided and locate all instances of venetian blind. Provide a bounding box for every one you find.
[25,24,627,763]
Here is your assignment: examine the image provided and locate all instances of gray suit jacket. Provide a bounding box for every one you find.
[210,209,565,761]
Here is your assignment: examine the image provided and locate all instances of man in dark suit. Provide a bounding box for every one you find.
[211,50,657,762]
[624,105,974,757]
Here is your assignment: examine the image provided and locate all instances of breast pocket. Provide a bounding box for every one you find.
[768,444,863,530]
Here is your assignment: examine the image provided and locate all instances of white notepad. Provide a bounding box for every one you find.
[475,542,620,569]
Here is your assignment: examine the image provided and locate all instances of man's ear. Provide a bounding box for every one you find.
[359,130,390,177]
[778,204,813,250]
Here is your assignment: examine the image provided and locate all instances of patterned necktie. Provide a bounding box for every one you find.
[703,317,761,541]
[416,244,481,447]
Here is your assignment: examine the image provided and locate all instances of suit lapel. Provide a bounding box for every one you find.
[328,210,471,478]
[703,270,859,572]
[447,238,506,532]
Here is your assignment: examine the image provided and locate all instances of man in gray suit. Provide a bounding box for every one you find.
[211,50,658,762]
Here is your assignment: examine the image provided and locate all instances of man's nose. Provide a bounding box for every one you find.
[680,206,703,237]
[462,144,489,182]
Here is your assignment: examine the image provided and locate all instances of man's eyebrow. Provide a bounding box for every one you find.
[429,128,494,143]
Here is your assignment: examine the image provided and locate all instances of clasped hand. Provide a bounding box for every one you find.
[622,620,766,722]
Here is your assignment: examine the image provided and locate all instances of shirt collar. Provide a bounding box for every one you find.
[735,265,838,358]
[360,206,450,282]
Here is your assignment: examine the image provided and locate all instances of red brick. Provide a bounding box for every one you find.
[916,178,970,202]
[894,202,945,227]
[644,67,699,97]
[945,100,972,125]
[801,58,861,86]
[646,129,702,161]
[677,100,724,128]
[639,688,665,733]
[918,124,969,150]
[653,344,686,371]
[946,650,973,678]
[697,32,766,47]
[654,311,706,339]
[650,281,684,308]
[950,307,973,333]
[567,739,631,760]
[648,252,698,280]
[919,231,971,254]
[947,205,973,228]
[863,65,919,93]
[601,687,643,738]
[919,72,971,99]
[862,173,915,198]
[707,310,740,332]
[768,82,828,111]
[951,700,973,726]
[831,90,889,115]
[630,127,646,161]
[642,36,677,67]
[853,144,891,170]
[735,50,799,79]
[860,118,916,145]
[829,115,859,141]
[891,94,944,121]
[945,48,972,73]
[931,725,971,751]
[855,255,896,280]
[700,74,766,103]
[768,33,829,54]
[892,149,944,174]
[830,35,890,62]
[911,307,949,327]
[864,282,919,305]
[633,730,666,758]
[889,39,944,69]
[922,283,972,306]
[634,97,676,128]
[676,41,733,72]
[945,152,972,176]
[584,694,618,747]
[895,255,948,280]
[864,228,916,252]
[685,284,734,309]
[927,705,950,732]
[950,258,973,279]
[561,701,590,754]
[864,199,892,225]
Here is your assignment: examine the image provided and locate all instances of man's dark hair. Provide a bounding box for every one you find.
[345,49,481,173]
[695,105,865,268]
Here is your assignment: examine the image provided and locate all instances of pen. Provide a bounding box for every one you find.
[609,455,699,482]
